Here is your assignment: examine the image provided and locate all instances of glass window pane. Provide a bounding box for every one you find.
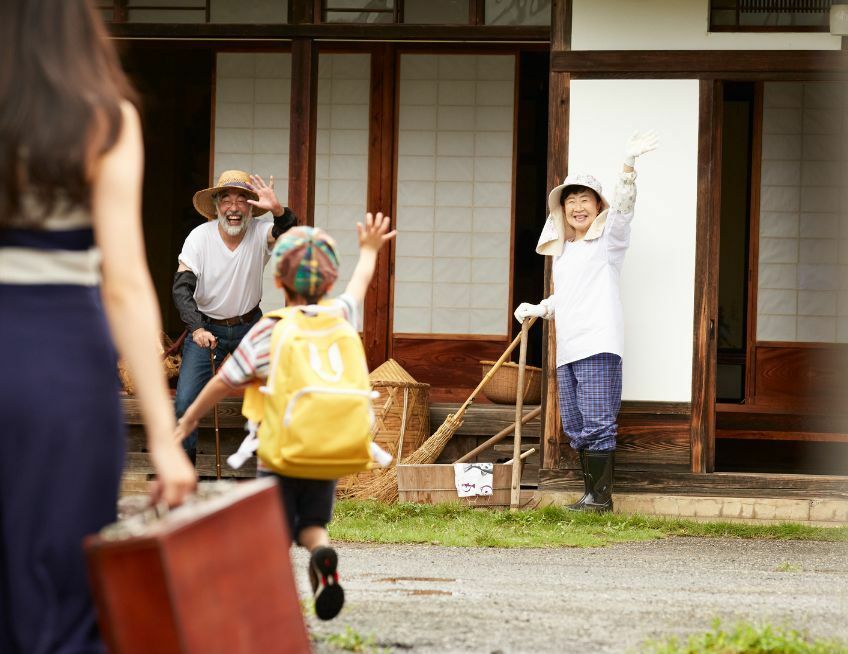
[127,9,205,23]
[710,10,737,26]
[325,10,394,23]
[739,11,828,27]
[210,0,287,23]
[394,54,516,337]
[485,0,550,26]
[326,0,393,7]
[404,0,469,24]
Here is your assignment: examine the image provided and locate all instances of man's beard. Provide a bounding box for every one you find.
[217,210,250,236]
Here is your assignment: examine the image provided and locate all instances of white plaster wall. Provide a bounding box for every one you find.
[570,0,841,51]
[569,80,699,401]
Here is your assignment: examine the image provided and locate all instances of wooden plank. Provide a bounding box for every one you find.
[716,408,848,433]
[430,400,690,438]
[551,50,848,76]
[690,79,722,474]
[122,396,245,428]
[392,337,513,395]
[124,452,256,479]
[716,430,848,443]
[108,23,550,41]
[753,344,848,411]
[558,424,690,472]
[541,0,571,472]
[288,38,318,225]
[431,403,541,438]
[539,469,848,499]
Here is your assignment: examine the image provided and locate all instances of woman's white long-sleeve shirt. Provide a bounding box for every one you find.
[548,171,637,367]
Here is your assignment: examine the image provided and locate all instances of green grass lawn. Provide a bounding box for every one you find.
[328,500,848,548]
[639,620,848,654]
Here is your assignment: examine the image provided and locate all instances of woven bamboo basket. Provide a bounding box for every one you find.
[337,359,430,497]
[479,360,542,405]
[118,332,182,395]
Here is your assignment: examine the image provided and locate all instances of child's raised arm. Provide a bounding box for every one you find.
[344,212,396,305]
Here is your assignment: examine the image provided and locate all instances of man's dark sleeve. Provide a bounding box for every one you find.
[271,207,298,239]
[173,270,203,333]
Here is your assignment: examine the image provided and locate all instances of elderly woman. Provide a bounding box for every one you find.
[514,130,658,513]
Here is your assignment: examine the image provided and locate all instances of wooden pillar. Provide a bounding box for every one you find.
[690,80,722,474]
[288,38,318,226]
[288,0,316,24]
[540,0,572,471]
[363,44,396,369]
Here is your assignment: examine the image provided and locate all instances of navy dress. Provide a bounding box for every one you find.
[0,201,125,653]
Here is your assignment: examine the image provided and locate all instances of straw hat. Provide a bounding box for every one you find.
[192,170,262,220]
[536,173,611,256]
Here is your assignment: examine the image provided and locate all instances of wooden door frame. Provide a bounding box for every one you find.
[691,79,723,474]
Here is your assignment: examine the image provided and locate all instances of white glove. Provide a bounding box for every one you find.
[514,299,553,322]
[624,129,659,167]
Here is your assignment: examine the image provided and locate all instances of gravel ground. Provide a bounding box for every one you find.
[292,539,848,654]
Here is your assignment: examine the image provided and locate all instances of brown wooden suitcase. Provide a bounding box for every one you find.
[84,478,311,654]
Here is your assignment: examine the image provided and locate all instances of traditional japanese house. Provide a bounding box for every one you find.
[109,0,848,522]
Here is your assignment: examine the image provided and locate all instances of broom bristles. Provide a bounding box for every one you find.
[342,413,464,502]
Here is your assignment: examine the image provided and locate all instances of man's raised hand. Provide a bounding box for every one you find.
[247,174,283,216]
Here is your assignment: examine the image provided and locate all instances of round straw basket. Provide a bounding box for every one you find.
[480,360,542,405]
[118,332,183,395]
[337,359,430,496]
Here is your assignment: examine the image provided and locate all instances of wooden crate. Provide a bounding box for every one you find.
[396,463,513,507]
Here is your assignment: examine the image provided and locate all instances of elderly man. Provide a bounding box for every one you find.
[172,170,296,465]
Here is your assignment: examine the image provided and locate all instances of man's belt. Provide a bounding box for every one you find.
[201,306,261,327]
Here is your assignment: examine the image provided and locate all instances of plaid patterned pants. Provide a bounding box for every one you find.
[556,352,622,452]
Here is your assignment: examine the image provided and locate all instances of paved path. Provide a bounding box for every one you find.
[293,539,848,653]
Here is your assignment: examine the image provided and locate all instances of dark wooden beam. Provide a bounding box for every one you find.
[107,22,549,42]
[470,0,485,25]
[551,50,848,76]
[288,0,315,25]
[363,44,396,369]
[541,0,571,471]
[690,80,722,474]
[287,38,318,226]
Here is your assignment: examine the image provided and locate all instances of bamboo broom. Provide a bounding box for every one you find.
[346,316,538,503]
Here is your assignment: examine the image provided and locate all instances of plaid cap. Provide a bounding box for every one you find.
[271,226,340,298]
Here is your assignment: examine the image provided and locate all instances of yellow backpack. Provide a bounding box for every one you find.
[243,304,375,480]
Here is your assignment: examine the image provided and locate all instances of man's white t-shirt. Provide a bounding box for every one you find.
[178,218,273,320]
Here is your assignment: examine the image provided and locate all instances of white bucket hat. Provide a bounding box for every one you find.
[536,173,610,256]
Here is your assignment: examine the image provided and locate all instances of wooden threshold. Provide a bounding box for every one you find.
[539,468,848,499]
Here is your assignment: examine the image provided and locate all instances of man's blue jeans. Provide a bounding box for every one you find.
[174,320,257,456]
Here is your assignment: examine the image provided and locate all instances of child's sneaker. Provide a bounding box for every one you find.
[308,546,344,620]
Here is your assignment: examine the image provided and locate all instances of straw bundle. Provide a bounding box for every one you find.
[342,413,463,503]
[337,359,429,498]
